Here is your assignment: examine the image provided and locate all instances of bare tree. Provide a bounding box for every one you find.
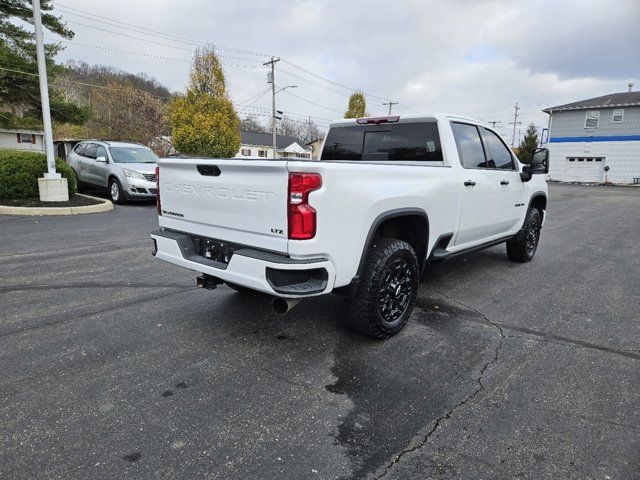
[240,114,267,133]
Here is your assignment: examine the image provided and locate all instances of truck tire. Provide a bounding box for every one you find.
[507,207,542,262]
[346,238,419,339]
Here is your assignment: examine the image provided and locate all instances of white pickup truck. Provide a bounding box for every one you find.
[151,113,549,338]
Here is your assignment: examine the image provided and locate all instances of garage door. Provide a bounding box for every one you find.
[564,157,604,182]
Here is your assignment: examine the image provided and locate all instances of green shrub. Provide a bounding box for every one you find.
[0,149,77,200]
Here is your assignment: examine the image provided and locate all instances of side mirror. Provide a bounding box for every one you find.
[531,148,549,174]
[520,164,532,182]
[96,156,107,163]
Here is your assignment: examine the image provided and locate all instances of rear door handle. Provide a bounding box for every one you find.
[464,180,476,186]
[500,180,510,185]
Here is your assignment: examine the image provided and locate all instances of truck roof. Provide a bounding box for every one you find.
[329,113,488,128]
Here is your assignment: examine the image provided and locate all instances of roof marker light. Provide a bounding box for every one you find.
[356,116,400,125]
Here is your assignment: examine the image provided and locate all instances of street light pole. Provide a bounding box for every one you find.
[32,0,56,178]
[32,0,68,201]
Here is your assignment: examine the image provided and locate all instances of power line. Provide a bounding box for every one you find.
[236,87,272,105]
[279,68,354,98]
[237,104,330,122]
[282,89,342,114]
[53,39,261,68]
[281,59,390,102]
[243,89,271,106]
[54,4,270,58]
[54,5,396,112]
[58,17,265,65]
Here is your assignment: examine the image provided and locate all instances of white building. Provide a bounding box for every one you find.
[236,131,312,159]
[543,91,640,184]
[0,128,45,153]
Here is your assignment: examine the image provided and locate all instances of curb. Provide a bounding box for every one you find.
[547,180,640,188]
[0,194,113,216]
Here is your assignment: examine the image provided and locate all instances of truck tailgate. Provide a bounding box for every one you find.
[158,158,289,253]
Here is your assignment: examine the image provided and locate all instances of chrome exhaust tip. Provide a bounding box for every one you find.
[272,297,301,315]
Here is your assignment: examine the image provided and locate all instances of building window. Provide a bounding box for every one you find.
[240,148,251,156]
[567,157,604,162]
[612,109,624,123]
[584,110,599,128]
[258,150,267,157]
[17,133,35,144]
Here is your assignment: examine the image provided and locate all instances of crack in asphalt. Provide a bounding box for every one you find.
[506,333,640,360]
[374,290,506,479]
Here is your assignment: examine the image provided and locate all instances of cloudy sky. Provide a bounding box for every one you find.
[48,0,640,141]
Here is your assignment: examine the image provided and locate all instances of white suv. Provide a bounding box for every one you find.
[66,140,159,204]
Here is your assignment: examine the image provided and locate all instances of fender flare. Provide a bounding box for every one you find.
[352,208,430,282]
[525,191,548,227]
[528,191,547,209]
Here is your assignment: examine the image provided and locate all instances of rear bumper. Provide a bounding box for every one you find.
[151,229,335,297]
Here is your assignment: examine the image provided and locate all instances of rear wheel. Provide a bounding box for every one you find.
[507,207,542,262]
[73,170,84,193]
[346,238,419,339]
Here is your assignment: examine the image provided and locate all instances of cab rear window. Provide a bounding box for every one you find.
[320,122,442,161]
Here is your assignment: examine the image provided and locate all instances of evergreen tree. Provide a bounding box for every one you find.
[517,123,539,164]
[169,47,241,157]
[344,91,368,119]
[0,0,89,128]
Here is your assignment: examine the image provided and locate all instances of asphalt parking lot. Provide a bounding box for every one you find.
[1,183,639,480]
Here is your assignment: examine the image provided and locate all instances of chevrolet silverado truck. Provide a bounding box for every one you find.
[151,113,549,338]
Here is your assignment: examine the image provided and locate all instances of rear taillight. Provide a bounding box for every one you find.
[155,166,161,216]
[288,172,321,240]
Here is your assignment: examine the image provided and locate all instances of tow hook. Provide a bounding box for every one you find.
[197,274,223,290]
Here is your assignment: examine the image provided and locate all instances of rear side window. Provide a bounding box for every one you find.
[320,122,442,161]
[451,123,486,169]
[84,144,97,159]
[74,143,86,156]
[482,128,514,170]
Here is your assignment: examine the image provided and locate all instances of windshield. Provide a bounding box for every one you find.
[320,121,443,161]
[109,147,158,163]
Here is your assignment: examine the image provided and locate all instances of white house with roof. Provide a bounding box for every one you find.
[0,128,45,152]
[235,131,312,159]
[543,90,640,184]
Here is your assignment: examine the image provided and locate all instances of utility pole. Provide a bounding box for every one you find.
[488,120,501,128]
[509,101,520,147]
[382,101,399,115]
[263,56,280,159]
[32,0,68,201]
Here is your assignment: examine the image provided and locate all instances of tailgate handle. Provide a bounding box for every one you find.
[197,165,221,176]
